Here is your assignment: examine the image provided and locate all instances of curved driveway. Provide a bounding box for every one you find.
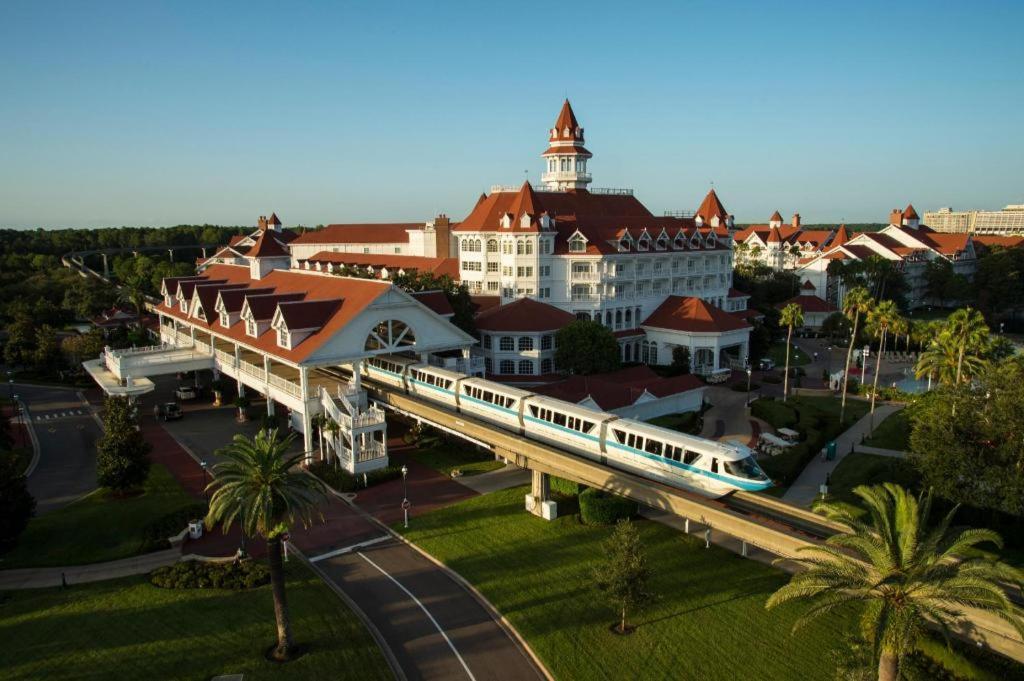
[16,383,101,514]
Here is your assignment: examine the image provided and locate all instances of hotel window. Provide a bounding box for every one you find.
[487,281,499,291]
[541,358,553,374]
[487,262,499,273]
[517,266,533,277]
[485,358,493,374]
[518,360,534,375]
[179,299,187,312]
[219,311,229,327]
[502,241,512,254]
[517,241,525,255]
[394,247,401,254]
[245,318,257,337]
[569,236,586,253]
[462,261,482,272]
[541,335,553,350]
[540,265,551,276]
[483,335,492,349]
[539,287,550,299]
[518,336,534,351]
[487,239,498,253]
[525,241,534,255]
[572,262,591,274]
[500,336,515,352]
[363,247,369,254]
[500,360,515,374]
[277,327,289,347]
[502,266,513,277]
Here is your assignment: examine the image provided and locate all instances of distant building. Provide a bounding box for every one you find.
[733,211,848,270]
[924,205,1024,235]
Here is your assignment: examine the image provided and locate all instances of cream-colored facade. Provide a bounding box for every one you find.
[925,205,1024,235]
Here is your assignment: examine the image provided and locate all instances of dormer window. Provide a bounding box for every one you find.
[674,236,686,250]
[619,239,630,252]
[220,311,230,328]
[500,213,512,229]
[165,295,173,307]
[179,298,187,313]
[569,235,586,253]
[277,326,289,348]
[656,237,668,251]
[637,238,650,252]
[245,317,257,337]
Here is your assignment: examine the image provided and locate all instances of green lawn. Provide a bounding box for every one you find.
[766,341,810,367]
[863,409,910,450]
[397,486,856,680]
[820,452,921,519]
[412,441,505,477]
[0,562,390,681]
[0,463,196,569]
[646,411,702,435]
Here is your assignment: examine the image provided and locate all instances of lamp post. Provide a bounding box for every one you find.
[400,465,410,529]
[200,460,209,503]
[745,367,752,407]
[12,394,23,448]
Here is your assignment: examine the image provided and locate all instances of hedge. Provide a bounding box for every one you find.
[579,488,638,525]
[750,398,798,429]
[550,476,584,497]
[150,559,269,590]
[307,461,403,493]
[139,502,208,553]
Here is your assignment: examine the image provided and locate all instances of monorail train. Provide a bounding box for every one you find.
[362,355,772,497]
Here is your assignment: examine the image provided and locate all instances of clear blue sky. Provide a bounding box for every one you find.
[2,1,1022,229]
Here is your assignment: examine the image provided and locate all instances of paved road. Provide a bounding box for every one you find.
[16,383,101,515]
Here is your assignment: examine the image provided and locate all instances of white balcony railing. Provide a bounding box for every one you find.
[239,359,264,380]
[570,271,600,281]
[570,292,601,302]
[267,372,302,398]
[356,441,387,463]
[214,348,235,366]
[541,171,592,184]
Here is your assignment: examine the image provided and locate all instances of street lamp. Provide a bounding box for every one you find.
[745,367,752,407]
[200,460,209,503]
[400,464,410,529]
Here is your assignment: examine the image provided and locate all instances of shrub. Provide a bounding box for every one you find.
[307,460,403,493]
[139,502,208,553]
[750,398,798,429]
[550,476,584,497]
[150,559,269,590]
[579,488,638,525]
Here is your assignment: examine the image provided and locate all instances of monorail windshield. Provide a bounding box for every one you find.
[723,456,769,481]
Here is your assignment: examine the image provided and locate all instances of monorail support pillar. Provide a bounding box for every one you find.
[526,469,557,520]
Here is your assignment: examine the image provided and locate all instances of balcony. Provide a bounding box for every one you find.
[541,170,592,184]
[570,270,600,282]
[570,292,601,302]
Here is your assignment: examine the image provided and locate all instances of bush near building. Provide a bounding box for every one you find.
[150,559,269,590]
[306,460,402,493]
[549,476,584,497]
[579,488,638,525]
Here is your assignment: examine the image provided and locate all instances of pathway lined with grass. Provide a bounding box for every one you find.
[0,463,196,569]
[397,486,854,681]
[863,409,910,451]
[0,562,391,681]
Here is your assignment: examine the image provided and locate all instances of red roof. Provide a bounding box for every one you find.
[769,210,783,222]
[533,365,703,411]
[766,226,782,244]
[642,296,751,333]
[303,251,459,278]
[508,181,539,220]
[411,290,454,317]
[244,292,306,321]
[801,279,816,291]
[292,223,420,245]
[277,298,343,331]
[777,294,837,314]
[216,287,274,313]
[696,189,728,224]
[550,99,582,142]
[475,297,575,332]
[157,264,392,363]
[542,145,592,157]
[193,282,249,320]
[903,204,919,220]
[470,295,501,315]
[727,287,750,299]
[247,229,289,258]
[972,235,1024,249]
[831,225,850,247]
[267,212,281,225]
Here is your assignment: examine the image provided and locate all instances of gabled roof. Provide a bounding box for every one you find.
[533,365,704,411]
[801,279,817,291]
[248,229,290,258]
[179,278,226,300]
[550,99,582,142]
[642,296,751,333]
[411,290,454,317]
[778,294,837,314]
[162,275,207,297]
[276,298,344,332]
[508,181,539,221]
[193,283,249,320]
[216,286,274,313]
[903,204,919,220]
[831,224,850,247]
[243,292,306,321]
[766,226,782,244]
[302,251,459,278]
[267,212,281,226]
[475,297,575,332]
[769,210,783,222]
[696,189,728,224]
[727,287,750,299]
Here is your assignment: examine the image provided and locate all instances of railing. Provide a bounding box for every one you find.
[570,292,601,302]
[214,348,235,366]
[267,372,302,398]
[193,338,211,355]
[355,441,387,463]
[589,187,634,195]
[352,407,386,429]
[108,343,168,358]
[569,271,600,281]
[541,171,592,183]
[238,359,265,380]
[664,210,696,218]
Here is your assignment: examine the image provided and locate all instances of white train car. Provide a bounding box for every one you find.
[406,364,463,410]
[362,355,415,389]
[604,419,770,495]
[457,377,532,431]
[521,395,615,459]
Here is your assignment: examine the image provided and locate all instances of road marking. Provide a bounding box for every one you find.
[358,551,477,681]
[310,535,391,563]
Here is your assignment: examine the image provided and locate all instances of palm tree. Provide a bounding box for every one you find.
[945,307,990,385]
[766,484,1024,681]
[780,303,804,402]
[205,429,328,661]
[118,275,148,331]
[840,287,873,423]
[915,330,987,389]
[865,300,902,425]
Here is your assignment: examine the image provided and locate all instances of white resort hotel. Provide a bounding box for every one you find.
[85,100,757,473]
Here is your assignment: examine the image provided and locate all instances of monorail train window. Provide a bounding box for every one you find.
[644,439,663,456]
[667,445,683,461]
[612,429,627,444]
[626,433,639,449]
[683,451,702,465]
[710,458,719,474]
[553,412,567,427]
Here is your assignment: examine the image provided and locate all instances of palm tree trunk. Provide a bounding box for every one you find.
[267,535,294,660]
[783,325,793,402]
[840,313,859,422]
[956,342,965,385]
[870,328,886,425]
[877,650,898,681]
[620,605,627,634]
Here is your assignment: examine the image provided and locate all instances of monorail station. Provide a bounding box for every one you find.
[84,235,477,473]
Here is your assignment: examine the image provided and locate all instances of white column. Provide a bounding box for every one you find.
[351,360,362,391]
[299,366,312,463]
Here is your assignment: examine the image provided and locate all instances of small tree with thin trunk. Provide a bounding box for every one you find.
[205,429,328,661]
[95,396,151,493]
[593,519,653,634]
[865,300,902,425]
[779,303,804,402]
[840,287,873,423]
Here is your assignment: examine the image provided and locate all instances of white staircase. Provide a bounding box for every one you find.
[318,383,388,474]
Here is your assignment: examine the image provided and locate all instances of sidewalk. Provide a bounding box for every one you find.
[782,403,904,507]
[0,547,181,589]
[857,444,906,459]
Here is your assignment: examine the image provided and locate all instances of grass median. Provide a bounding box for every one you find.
[396,486,854,680]
[0,561,390,681]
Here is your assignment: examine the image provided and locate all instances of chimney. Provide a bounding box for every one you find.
[258,215,267,230]
[889,209,902,226]
[433,214,452,258]
[792,213,801,229]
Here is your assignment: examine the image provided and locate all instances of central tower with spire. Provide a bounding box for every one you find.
[541,99,592,191]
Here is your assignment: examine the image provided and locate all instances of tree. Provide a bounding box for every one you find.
[554,320,621,375]
[840,287,873,423]
[95,396,152,492]
[2,314,35,367]
[593,519,653,634]
[0,452,35,551]
[820,312,850,341]
[779,303,804,402]
[909,358,1024,517]
[205,429,328,661]
[669,345,690,375]
[865,300,902,423]
[766,484,1024,681]
[62,329,106,366]
[945,307,989,385]
[32,324,62,371]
